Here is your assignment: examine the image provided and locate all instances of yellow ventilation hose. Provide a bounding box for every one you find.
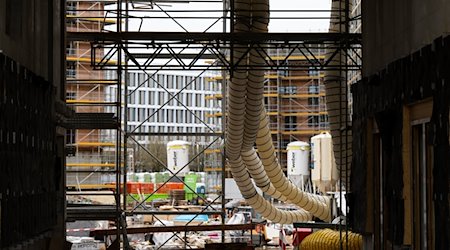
[300,229,362,250]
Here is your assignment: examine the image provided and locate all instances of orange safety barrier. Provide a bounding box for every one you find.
[156,182,184,193]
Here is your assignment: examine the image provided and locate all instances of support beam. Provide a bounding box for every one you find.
[90,223,256,236]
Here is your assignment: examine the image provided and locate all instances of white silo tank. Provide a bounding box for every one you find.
[287,141,310,189]
[311,132,338,193]
[167,140,190,176]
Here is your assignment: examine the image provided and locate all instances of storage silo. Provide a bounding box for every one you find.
[310,132,338,193]
[167,140,190,176]
[287,141,310,190]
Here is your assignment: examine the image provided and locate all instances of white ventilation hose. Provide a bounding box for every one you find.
[242,0,268,150]
[324,0,353,190]
[255,109,331,221]
[230,157,312,223]
[227,0,331,223]
[242,149,289,201]
[226,0,250,161]
[227,0,311,223]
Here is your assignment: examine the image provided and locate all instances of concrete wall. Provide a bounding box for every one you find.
[0,0,64,99]
[363,0,450,76]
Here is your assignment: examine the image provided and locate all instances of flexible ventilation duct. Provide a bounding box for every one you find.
[324,0,353,190]
[299,229,363,250]
[226,0,331,223]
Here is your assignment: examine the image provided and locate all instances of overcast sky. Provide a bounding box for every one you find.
[111,0,332,33]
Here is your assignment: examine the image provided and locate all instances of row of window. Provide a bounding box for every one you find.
[127,125,209,134]
[127,89,212,107]
[127,72,213,91]
[127,107,211,124]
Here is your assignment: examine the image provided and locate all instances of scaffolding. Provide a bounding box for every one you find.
[64,0,361,248]
[64,0,124,245]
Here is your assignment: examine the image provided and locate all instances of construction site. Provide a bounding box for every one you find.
[0,0,449,249]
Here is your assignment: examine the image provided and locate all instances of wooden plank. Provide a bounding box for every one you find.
[365,117,374,233]
[402,106,412,245]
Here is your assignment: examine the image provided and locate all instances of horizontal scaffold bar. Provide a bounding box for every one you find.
[67,31,361,43]
[90,223,256,236]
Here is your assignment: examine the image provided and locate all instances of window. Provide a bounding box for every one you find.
[187,76,193,90]
[65,129,76,144]
[66,91,76,100]
[168,110,173,123]
[196,94,201,106]
[308,97,319,106]
[130,108,136,122]
[308,67,319,76]
[66,41,76,56]
[138,108,145,121]
[199,78,204,91]
[175,76,181,89]
[138,73,145,87]
[187,93,192,106]
[308,84,319,94]
[158,91,164,105]
[129,73,136,87]
[66,61,76,78]
[284,116,297,130]
[139,90,145,104]
[307,115,319,127]
[67,2,77,15]
[167,75,173,89]
[128,90,135,104]
[186,110,192,123]
[319,115,328,128]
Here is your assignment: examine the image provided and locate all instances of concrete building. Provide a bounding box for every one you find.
[114,71,220,143]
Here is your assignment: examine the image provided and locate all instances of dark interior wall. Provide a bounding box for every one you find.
[0,54,59,248]
[362,0,450,77]
[352,36,450,249]
[0,0,65,248]
[0,0,64,100]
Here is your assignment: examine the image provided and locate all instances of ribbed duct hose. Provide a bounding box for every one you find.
[230,157,312,223]
[299,229,363,250]
[240,0,294,206]
[255,109,331,221]
[227,0,311,223]
[226,0,250,161]
[324,0,353,190]
[226,0,334,223]
[242,0,268,150]
[242,149,291,202]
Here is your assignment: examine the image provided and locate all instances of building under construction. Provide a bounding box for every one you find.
[0,0,449,249]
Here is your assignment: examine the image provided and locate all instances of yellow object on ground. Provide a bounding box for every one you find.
[299,229,362,250]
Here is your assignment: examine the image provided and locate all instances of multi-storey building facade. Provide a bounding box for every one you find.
[105,71,221,180]
[65,1,118,189]
[110,71,220,144]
